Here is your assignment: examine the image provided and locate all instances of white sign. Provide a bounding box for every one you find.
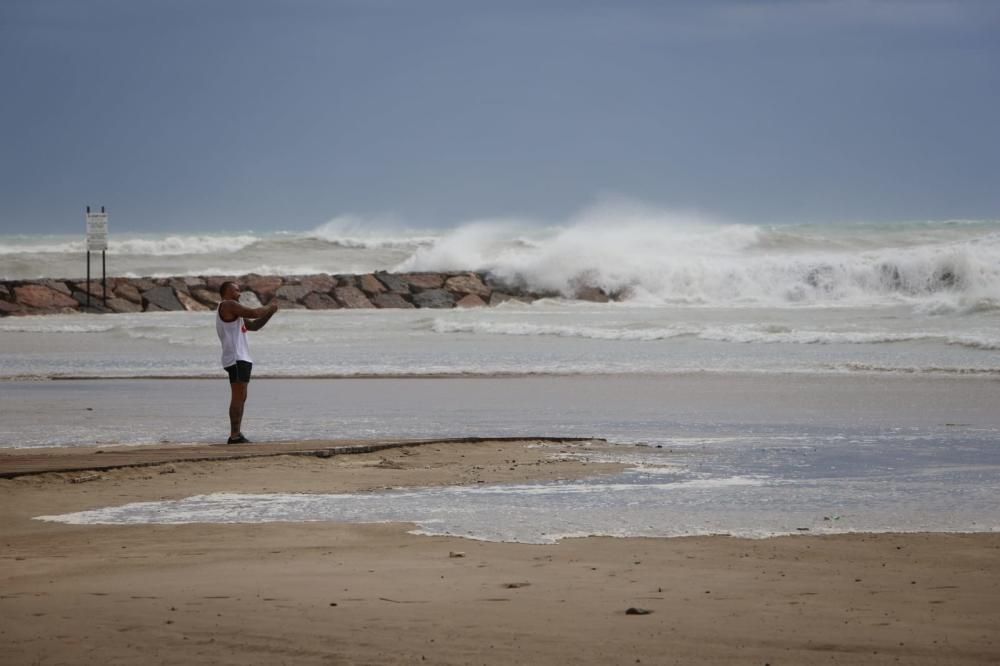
[86,212,108,251]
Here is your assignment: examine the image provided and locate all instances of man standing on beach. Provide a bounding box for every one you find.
[216,281,278,444]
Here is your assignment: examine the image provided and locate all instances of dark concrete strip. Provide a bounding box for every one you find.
[0,437,600,479]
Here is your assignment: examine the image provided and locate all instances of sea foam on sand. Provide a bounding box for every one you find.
[37,444,1000,543]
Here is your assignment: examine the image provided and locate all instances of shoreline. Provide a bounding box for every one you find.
[3,439,999,664]
[6,366,1000,381]
[0,436,602,479]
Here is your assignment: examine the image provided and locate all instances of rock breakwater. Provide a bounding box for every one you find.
[0,272,614,316]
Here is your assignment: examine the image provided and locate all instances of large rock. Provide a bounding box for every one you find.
[189,287,221,307]
[401,272,445,290]
[276,284,312,302]
[71,291,112,312]
[141,286,184,311]
[609,285,634,301]
[36,279,72,296]
[372,293,415,309]
[574,286,610,303]
[334,286,375,309]
[244,275,284,300]
[114,282,143,304]
[130,278,158,292]
[177,290,210,311]
[203,276,238,290]
[0,299,25,315]
[73,280,115,298]
[482,273,523,292]
[106,297,142,313]
[358,274,387,296]
[14,284,79,310]
[300,274,336,294]
[239,292,263,309]
[445,274,491,298]
[412,289,455,308]
[455,293,487,308]
[167,278,191,294]
[374,271,410,294]
[303,292,340,309]
[71,291,110,308]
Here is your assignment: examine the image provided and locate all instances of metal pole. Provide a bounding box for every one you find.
[85,206,91,311]
[100,206,107,308]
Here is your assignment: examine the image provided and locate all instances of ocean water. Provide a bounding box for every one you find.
[3,214,999,314]
[2,216,999,379]
[5,215,1000,539]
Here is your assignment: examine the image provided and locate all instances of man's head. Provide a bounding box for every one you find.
[219,281,241,300]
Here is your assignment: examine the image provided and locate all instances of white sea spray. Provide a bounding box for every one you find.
[400,212,1000,309]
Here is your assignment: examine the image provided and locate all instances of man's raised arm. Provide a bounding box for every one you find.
[245,302,278,331]
[219,300,278,325]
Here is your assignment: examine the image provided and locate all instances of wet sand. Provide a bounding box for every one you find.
[2,439,998,665]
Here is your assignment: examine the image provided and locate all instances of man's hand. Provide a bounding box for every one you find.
[220,299,272,321]
[245,300,278,331]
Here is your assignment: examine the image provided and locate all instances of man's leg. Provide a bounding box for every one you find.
[229,381,248,438]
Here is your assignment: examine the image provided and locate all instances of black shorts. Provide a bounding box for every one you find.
[225,360,253,384]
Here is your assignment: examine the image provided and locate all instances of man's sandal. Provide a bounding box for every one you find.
[227,434,250,444]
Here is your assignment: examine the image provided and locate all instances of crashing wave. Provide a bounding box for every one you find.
[400,210,1000,309]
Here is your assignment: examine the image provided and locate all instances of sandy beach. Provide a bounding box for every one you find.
[2,439,998,665]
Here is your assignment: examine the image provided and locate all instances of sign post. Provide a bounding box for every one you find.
[85,207,109,309]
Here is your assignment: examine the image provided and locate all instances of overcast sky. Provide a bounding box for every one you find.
[1,0,998,233]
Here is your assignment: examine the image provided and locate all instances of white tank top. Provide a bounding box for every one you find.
[216,303,252,367]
